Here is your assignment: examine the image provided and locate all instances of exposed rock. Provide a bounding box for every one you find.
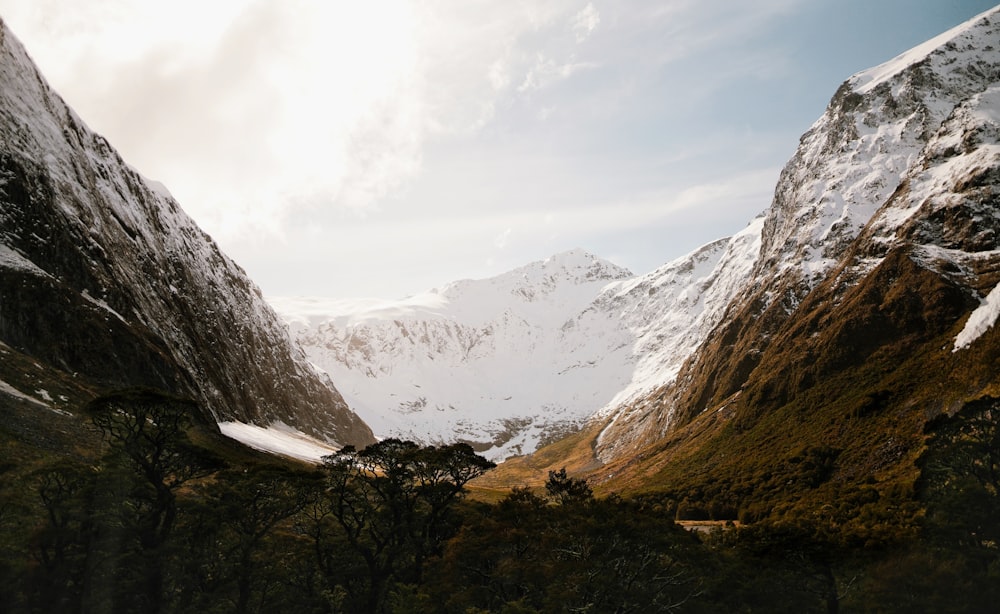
[0,19,374,448]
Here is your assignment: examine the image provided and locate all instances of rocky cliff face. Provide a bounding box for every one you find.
[593,6,1000,465]
[0,20,374,448]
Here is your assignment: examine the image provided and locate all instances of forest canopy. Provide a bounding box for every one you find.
[1,391,998,612]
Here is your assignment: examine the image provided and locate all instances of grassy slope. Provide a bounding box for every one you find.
[483,248,999,527]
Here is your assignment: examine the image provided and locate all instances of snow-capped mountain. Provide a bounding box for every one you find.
[274,226,763,460]
[277,6,1000,467]
[0,19,374,449]
[273,249,635,459]
[594,5,1000,463]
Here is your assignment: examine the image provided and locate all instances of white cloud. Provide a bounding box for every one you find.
[537,168,779,238]
[0,0,428,241]
[572,3,600,42]
[494,228,513,248]
[488,59,511,90]
[0,0,833,299]
[518,54,600,92]
[0,0,613,244]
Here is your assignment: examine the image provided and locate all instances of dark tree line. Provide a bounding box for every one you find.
[2,392,999,612]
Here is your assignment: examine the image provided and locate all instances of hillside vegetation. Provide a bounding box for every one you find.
[2,391,999,612]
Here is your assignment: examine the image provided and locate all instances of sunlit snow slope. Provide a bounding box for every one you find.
[273,237,763,460]
[596,5,1000,461]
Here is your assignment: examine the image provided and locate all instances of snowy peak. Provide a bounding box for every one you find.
[443,248,631,295]
[430,249,632,326]
[757,5,1000,291]
[271,239,756,460]
[592,7,1000,467]
[528,248,633,285]
[273,249,632,332]
[850,6,1000,95]
[270,249,638,459]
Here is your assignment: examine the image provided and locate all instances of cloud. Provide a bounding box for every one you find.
[539,168,780,239]
[0,0,615,242]
[494,228,513,248]
[1,1,431,240]
[572,3,600,42]
[488,59,511,91]
[518,54,601,92]
[0,0,815,299]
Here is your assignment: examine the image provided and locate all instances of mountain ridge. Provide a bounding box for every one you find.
[272,222,765,460]
[0,18,374,449]
[276,6,1000,474]
[592,5,1000,461]
[271,248,637,458]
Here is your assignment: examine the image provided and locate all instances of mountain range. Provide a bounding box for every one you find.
[271,229,761,460]
[273,3,1000,485]
[0,3,997,510]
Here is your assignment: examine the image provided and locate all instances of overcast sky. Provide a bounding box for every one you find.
[0,1,996,298]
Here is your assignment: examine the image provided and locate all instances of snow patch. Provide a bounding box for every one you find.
[0,378,44,405]
[953,283,1000,352]
[218,421,340,463]
[0,379,70,414]
[80,290,128,324]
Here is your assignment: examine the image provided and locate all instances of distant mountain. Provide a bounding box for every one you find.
[273,219,761,461]
[0,19,374,449]
[272,249,635,459]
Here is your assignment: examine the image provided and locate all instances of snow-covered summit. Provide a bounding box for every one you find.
[850,6,999,95]
[269,250,635,459]
[271,236,760,460]
[272,249,630,332]
[432,248,632,327]
[757,5,1000,293]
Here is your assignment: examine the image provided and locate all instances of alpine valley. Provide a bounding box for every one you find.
[275,5,1000,482]
[2,5,1000,613]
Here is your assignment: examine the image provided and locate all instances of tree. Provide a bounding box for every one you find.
[544,468,592,505]
[27,462,97,612]
[198,466,314,613]
[716,521,853,614]
[315,439,494,613]
[425,490,705,613]
[86,389,221,613]
[918,396,1000,552]
[907,397,1000,611]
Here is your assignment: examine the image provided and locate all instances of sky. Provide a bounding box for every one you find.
[0,1,996,299]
